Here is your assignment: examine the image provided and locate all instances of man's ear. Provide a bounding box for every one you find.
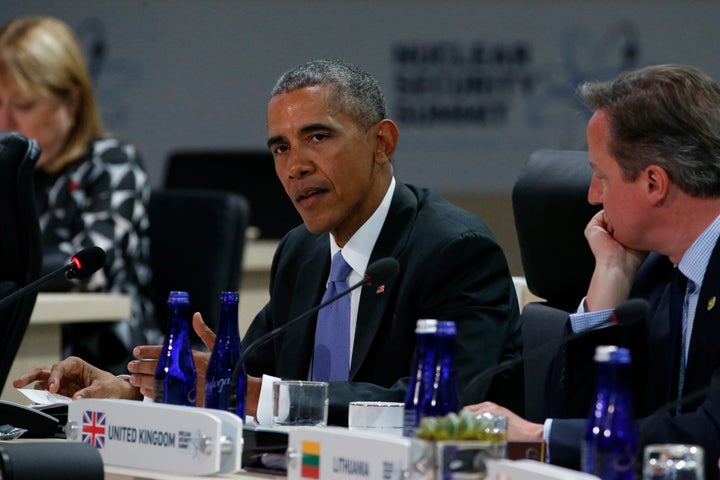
[373,119,400,165]
[645,164,670,205]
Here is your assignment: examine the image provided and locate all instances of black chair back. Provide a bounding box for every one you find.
[148,189,250,346]
[513,149,600,312]
[0,132,42,393]
[164,150,301,239]
[512,149,600,422]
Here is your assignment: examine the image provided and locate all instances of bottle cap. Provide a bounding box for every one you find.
[436,320,456,336]
[609,347,632,364]
[168,291,190,304]
[593,345,632,364]
[416,319,438,334]
[220,291,239,302]
[594,345,619,362]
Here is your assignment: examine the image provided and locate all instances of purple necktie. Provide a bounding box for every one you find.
[312,251,352,381]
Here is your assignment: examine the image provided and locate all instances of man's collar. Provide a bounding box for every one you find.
[329,177,396,275]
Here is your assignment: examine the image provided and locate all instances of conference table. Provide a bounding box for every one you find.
[2,292,132,405]
[1,242,540,479]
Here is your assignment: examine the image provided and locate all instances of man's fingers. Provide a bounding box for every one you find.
[193,312,216,351]
[129,371,156,392]
[12,366,50,388]
[128,359,158,376]
[46,361,72,393]
[133,345,163,360]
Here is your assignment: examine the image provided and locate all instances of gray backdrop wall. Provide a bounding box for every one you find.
[2,0,718,274]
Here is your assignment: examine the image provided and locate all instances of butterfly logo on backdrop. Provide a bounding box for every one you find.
[525,21,643,149]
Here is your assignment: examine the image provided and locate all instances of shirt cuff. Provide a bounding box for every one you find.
[569,297,613,333]
[543,418,553,463]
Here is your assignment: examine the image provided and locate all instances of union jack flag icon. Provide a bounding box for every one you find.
[82,410,106,448]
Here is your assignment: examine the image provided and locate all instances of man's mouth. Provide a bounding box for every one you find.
[295,187,327,203]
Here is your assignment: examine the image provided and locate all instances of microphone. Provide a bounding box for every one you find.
[0,246,106,310]
[227,256,401,414]
[460,298,650,404]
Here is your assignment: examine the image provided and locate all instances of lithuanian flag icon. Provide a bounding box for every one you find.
[301,440,321,479]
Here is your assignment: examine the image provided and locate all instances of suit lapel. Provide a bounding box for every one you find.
[350,183,417,378]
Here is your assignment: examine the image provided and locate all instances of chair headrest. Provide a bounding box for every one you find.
[512,149,601,311]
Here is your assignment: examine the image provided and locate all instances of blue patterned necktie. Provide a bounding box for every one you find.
[312,251,353,381]
[669,266,688,409]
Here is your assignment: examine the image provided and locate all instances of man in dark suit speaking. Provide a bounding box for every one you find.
[16,59,523,425]
[469,64,720,479]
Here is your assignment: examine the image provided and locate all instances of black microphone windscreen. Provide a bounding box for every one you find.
[364,257,400,285]
[611,298,650,326]
[67,246,106,279]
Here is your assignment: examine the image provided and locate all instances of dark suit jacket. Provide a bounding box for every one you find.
[548,238,720,479]
[241,182,523,425]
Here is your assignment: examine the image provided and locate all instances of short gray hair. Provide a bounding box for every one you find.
[271,59,387,131]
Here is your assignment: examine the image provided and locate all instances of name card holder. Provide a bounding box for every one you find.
[65,398,243,476]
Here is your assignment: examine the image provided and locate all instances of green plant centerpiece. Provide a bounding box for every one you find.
[411,410,507,480]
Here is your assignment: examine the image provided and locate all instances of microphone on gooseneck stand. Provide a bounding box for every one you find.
[460,298,650,405]
[0,246,107,310]
[227,257,401,416]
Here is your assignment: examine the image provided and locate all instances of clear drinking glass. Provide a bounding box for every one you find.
[272,380,328,428]
[643,444,704,480]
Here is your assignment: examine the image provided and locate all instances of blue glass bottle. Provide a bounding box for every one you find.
[154,291,197,406]
[403,319,438,436]
[204,291,245,418]
[581,346,637,480]
[421,320,460,418]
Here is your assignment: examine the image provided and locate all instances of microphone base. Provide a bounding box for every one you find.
[241,424,289,474]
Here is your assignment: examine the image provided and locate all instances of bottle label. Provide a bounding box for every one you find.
[582,440,636,479]
[155,376,196,407]
[204,377,232,410]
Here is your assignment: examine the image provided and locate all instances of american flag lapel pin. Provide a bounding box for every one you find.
[376,284,385,294]
[708,296,716,311]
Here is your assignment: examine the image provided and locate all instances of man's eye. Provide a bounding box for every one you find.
[311,134,326,142]
[272,145,288,154]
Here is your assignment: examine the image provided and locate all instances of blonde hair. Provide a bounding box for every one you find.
[0,16,105,173]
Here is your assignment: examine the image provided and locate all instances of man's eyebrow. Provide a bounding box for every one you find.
[299,123,334,135]
[267,135,284,149]
[267,123,336,149]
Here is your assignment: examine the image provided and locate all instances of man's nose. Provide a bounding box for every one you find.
[287,150,314,179]
[587,175,602,205]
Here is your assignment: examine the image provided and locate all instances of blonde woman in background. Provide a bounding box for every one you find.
[0,16,159,373]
